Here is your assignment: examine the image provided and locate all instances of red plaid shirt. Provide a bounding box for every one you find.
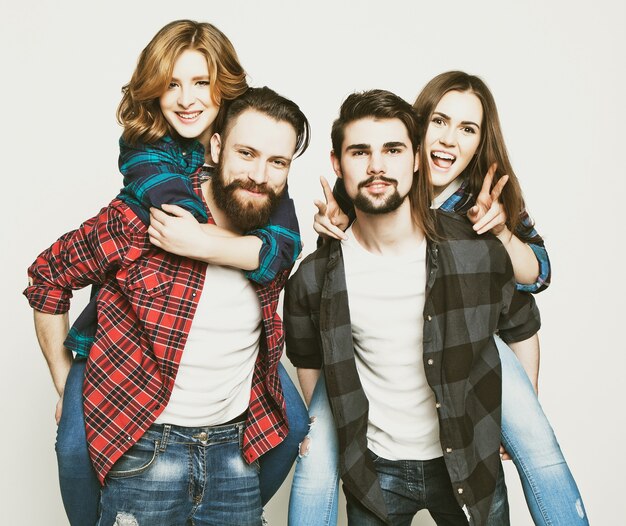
[24,174,289,484]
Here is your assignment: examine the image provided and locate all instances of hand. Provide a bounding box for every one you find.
[313,176,349,240]
[55,395,63,425]
[500,444,512,461]
[149,204,212,259]
[467,163,510,237]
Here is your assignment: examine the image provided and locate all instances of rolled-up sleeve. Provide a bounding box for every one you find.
[24,205,132,314]
[284,270,323,370]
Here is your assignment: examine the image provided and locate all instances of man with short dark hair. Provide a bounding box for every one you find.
[25,87,309,525]
[285,90,540,525]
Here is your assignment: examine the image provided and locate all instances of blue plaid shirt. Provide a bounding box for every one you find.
[65,135,301,356]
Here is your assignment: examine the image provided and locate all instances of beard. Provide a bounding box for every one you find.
[352,175,406,215]
[211,163,283,232]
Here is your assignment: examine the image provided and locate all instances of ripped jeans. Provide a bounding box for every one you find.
[288,336,589,526]
[97,422,262,526]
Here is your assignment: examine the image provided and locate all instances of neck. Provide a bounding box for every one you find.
[351,198,424,255]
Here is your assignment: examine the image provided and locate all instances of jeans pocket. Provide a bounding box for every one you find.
[108,438,160,479]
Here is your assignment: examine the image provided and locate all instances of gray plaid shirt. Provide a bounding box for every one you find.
[285,210,541,525]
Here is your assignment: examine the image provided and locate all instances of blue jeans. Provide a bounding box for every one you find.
[288,337,587,526]
[345,454,469,526]
[97,422,262,525]
[56,358,308,525]
[497,336,588,525]
[288,375,340,526]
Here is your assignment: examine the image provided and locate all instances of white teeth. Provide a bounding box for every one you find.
[178,112,201,120]
[432,151,455,160]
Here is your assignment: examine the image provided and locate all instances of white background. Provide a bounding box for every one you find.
[1,1,624,524]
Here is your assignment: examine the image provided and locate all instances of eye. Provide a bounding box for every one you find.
[462,126,477,134]
[238,149,253,158]
[431,117,444,126]
[388,148,401,154]
[196,80,210,87]
[167,81,178,90]
[272,159,287,167]
[352,150,366,157]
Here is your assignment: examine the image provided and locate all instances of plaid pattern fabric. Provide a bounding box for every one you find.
[285,210,541,525]
[64,138,303,356]
[333,177,551,293]
[118,136,302,285]
[24,174,289,484]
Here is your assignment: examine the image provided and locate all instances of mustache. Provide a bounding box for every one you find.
[225,178,271,195]
[357,175,398,189]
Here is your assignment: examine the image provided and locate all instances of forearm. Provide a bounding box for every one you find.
[197,224,261,270]
[507,332,540,393]
[33,310,73,396]
[297,368,321,407]
[497,228,540,285]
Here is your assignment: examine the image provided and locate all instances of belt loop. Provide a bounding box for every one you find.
[159,424,171,453]
[238,422,244,450]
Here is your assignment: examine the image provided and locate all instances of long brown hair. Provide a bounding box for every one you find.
[117,20,248,145]
[414,71,532,239]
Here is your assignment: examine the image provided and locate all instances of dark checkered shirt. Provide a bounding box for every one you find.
[24,173,289,484]
[285,210,541,525]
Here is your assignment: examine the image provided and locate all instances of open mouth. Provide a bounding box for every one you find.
[176,111,202,122]
[431,150,456,170]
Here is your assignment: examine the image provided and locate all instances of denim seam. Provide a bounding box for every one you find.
[501,426,552,526]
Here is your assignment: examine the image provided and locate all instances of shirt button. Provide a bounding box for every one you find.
[445,447,453,453]
[192,292,197,297]
[427,358,434,365]
[127,436,132,441]
[182,151,187,156]
[426,315,432,321]
[435,402,441,409]
[457,488,464,495]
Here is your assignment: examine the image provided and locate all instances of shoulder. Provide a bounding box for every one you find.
[287,242,335,295]
[119,135,204,173]
[434,210,510,271]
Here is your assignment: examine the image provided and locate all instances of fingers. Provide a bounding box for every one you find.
[479,163,497,196]
[313,213,348,240]
[475,209,507,235]
[320,176,336,205]
[490,174,509,201]
[160,203,189,217]
[314,199,328,216]
[147,225,163,247]
[500,444,512,461]
[466,205,483,224]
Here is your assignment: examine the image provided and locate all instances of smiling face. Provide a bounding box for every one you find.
[332,117,418,215]
[425,90,483,196]
[210,109,297,231]
[159,49,220,146]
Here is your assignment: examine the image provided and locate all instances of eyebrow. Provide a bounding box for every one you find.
[433,111,481,129]
[170,75,210,82]
[345,141,408,151]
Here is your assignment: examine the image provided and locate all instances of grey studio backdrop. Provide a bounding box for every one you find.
[1,0,623,524]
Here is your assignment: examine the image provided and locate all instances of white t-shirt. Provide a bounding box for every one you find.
[341,226,442,460]
[156,265,261,427]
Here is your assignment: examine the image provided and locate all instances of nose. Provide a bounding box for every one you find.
[439,126,457,147]
[248,161,268,185]
[367,152,385,175]
[177,86,195,108]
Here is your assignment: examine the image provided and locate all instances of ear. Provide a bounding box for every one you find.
[210,133,222,165]
[413,148,420,173]
[330,150,343,179]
